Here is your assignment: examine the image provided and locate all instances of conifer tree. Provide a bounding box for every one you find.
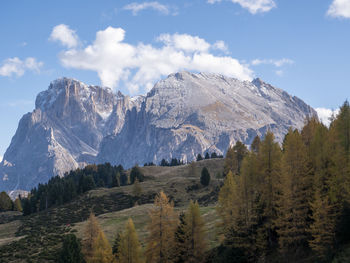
[255,131,282,255]
[217,171,238,233]
[14,198,22,212]
[251,136,261,154]
[58,234,85,263]
[183,201,207,263]
[112,233,121,260]
[224,141,248,176]
[307,122,337,258]
[118,218,142,263]
[308,186,335,260]
[174,213,190,263]
[0,191,13,211]
[146,191,177,263]
[83,213,101,262]
[91,231,115,263]
[218,153,260,260]
[200,167,210,186]
[276,129,311,255]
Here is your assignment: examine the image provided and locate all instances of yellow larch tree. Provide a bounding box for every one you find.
[145,191,177,263]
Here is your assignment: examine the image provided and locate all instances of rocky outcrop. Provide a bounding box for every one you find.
[0,72,316,191]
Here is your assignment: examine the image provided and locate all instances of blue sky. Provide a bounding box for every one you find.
[0,0,350,160]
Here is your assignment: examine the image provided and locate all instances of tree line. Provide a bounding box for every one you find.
[58,191,207,263]
[21,163,145,215]
[215,101,350,262]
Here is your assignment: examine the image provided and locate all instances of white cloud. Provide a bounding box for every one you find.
[207,0,276,14]
[157,33,211,52]
[57,26,253,94]
[0,156,2,163]
[251,58,294,67]
[0,57,43,77]
[316,108,340,126]
[123,2,175,16]
[49,24,79,48]
[327,0,350,19]
[213,40,229,52]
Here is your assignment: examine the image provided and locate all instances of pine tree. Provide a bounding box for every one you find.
[200,167,210,186]
[174,213,190,263]
[276,129,311,256]
[83,213,101,262]
[205,152,210,159]
[146,191,177,263]
[196,154,203,161]
[58,234,85,263]
[90,231,115,263]
[224,141,248,176]
[130,165,145,184]
[112,233,122,260]
[118,218,142,263]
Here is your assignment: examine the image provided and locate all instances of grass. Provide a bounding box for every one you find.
[0,158,224,262]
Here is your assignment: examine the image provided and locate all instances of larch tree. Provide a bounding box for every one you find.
[233,151,260,259]
[255,131,282,256]
[118,218,142,263]
[90,231,115,263]
[145,191,177,263]
[217,171,238,236]
[183,201,207,263]
[224,141,248,176]
[83,213,102,262]
[276,129,311,256]
[308,122,336,258]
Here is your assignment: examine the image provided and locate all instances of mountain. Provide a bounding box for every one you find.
[0,72,316,191]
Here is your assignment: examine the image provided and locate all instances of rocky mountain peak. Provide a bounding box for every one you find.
[1,72,317,191]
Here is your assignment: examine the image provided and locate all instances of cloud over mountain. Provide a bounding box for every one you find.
[51,26,253,94]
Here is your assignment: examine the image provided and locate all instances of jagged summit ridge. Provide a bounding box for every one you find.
[0,72,316,191]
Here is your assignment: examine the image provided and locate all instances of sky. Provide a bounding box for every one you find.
[0,0,350,160]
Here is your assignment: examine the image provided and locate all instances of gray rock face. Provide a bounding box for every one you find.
[0,72,316,191]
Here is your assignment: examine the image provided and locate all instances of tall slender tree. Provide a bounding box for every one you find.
[83,213,101,262]
[224,141,248,176]
[255,131,282,256]
[118,218,142,263]
[146,191,177,263]
[90,231,115,263]
[183,201,207,263]
[276,129,311,256]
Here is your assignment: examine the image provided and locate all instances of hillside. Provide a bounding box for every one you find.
[0,159,224,262]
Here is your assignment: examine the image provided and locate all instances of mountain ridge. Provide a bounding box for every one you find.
[0,72,316,191]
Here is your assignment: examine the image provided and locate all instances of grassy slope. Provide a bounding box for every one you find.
[0,158,224,263]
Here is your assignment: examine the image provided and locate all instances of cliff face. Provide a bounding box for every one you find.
[0,78,136,190]
[97,72,316,167]
[0,72,316,191]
